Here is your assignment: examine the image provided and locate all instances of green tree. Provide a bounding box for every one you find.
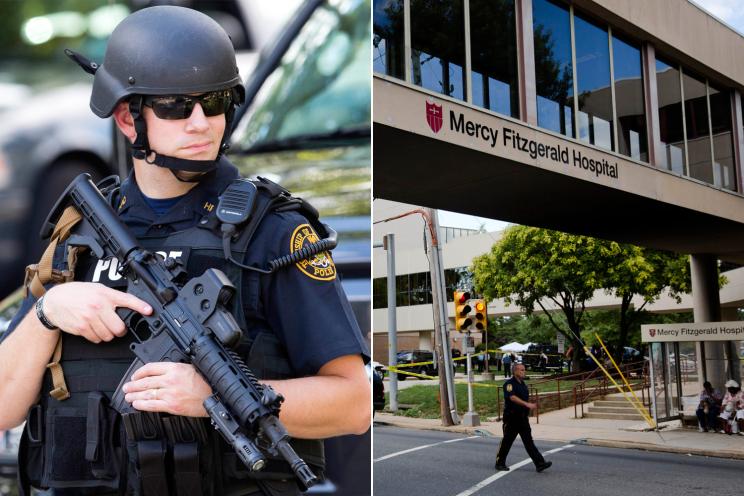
[601,245,696,359]
[472,226,608,370]
[471,226,701,369]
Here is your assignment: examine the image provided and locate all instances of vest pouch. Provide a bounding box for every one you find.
[18,406,45,494]
[85,392,121,482]
[41,404,119,489]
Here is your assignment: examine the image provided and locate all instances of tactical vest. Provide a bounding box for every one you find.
[18,182,325,496]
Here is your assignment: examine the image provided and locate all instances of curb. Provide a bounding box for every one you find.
[575,438,744,460]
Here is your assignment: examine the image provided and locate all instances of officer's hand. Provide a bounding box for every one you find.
[525,401,537,410]
[122,362,212,417]
[44,282,152,343]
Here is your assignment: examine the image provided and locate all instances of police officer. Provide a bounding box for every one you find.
[0,6,370,496]
[494,363,552,473]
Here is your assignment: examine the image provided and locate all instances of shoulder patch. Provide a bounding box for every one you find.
[290,224,336,281]
[506,384,513,392]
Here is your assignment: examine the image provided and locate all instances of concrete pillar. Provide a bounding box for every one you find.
[690,254,728,390]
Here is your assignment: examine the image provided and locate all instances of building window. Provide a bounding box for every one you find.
[469,0,519,118]
[684,71,713,184]
[656,58,686,175]
[574,15,613,151]
[709,86,736,191]
[612,35,647,162]
[533,0,574,138]
[410,0,466,100]
[396,273,411,307]
[373,277,388,309]
[373,0,404,79]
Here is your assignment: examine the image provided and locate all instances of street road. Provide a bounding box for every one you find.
[374,425,742,496]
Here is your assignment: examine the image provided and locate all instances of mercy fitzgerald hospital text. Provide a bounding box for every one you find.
[449,110,619,180]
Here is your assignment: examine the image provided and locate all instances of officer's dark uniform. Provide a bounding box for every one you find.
[3,160,369,496]
[495,375,549,471]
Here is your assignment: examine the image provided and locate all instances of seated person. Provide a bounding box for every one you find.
[719,379,744,435]
[696,381,722,432]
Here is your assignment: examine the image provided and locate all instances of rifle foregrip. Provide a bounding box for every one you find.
[191,335,264,426]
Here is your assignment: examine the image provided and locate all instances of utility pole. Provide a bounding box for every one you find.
[424,208,458,425]
[383,234,398,412]
[374,208,458,425]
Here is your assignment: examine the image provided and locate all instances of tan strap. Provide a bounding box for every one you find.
[25,205,83,402]
[26,206,82,299]
[46,337,70,401]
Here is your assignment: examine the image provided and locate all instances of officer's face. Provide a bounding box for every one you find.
[143,101,226,162]
[513,364,525,380]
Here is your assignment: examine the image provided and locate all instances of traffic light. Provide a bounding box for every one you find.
[453,290,472,331]
[472,299,487,331]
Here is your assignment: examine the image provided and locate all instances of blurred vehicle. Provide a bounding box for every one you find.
[622,346,642,363]
[522,344,562,371]
[229,0,371,334]
[0,0,296,299]
[372,366,385,415]
[395,350,436,380]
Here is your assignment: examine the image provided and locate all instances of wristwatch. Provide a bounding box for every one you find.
[35,295,59,331]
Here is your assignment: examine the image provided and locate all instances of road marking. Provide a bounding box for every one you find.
[374,436,480,462]
[452,444,575,496]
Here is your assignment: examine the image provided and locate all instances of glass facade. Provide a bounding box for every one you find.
[656,59,686,175]
[533,0,574,137]
[469,0,519,118]
[373,0,404,79]
[574,15,613,151]
[372,267,472,309]
[684,71,713,184]
[371,0,741,192]
[709,85,736,190]
[612,36,647,161]
[410,0,466,99]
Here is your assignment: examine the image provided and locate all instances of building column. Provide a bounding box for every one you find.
[690,254,727,390]
[642,43,661,167]
[516,0,537,125]
[731,90,744,193]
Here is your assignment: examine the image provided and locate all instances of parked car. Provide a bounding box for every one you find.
[522,344,562,371]
[372,366,385,415]
[396,350,437,380]
[0,0,293,299]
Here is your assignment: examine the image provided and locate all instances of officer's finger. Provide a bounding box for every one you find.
[101,308,128,337]
[123,376,161,393]
[131,398,169,413]
[131,362,172,381]
[108,289,153,316]
[90,314,117,343]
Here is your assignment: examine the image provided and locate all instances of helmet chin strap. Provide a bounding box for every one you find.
[128,96,233,183]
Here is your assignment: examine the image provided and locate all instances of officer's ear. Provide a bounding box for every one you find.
[112,101,136,143]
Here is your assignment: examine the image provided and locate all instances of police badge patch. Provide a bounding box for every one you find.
[290,224,336,281]
[506,384,513,392]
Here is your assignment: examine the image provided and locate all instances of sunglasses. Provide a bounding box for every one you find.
[142,90,233,120]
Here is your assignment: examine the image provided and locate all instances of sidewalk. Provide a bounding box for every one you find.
[375,401,744,460]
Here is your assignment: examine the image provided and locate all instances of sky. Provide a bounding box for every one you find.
[439,0,744,233]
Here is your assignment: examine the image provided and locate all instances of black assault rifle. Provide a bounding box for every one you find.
[42,174,318,489]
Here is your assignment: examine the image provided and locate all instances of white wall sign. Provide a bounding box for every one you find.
[641,321,744,342]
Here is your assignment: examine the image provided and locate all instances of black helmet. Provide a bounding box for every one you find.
[66,5,245,180]
[90,5,244,117]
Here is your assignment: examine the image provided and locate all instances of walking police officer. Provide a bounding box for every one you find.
[495,363,552,473]
[0,6,370,496]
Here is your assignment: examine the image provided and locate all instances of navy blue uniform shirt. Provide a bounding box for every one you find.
[3,160,369,377]
[502,376,530,417]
